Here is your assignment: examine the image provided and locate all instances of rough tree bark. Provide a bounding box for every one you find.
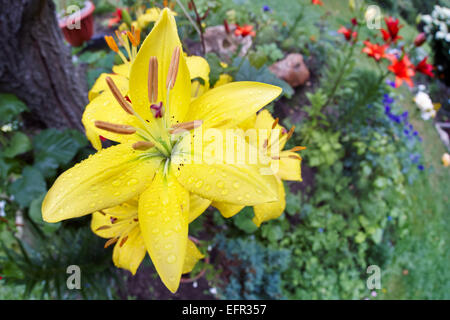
[0,0,88,131]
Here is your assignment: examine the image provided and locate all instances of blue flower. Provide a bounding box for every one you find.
[318,228,324,233]
[403,129,410,135]
[418,164,425,171]
[262,5,271,12]
[387,216,392,221]
[386,80,396,88]
[413,131,418,136]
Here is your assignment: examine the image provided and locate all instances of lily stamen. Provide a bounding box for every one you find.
[95,121,136,135]
[148,56,158,103]
[105,36,119,52]
[290,146,307,152]
[166,46,181,89]
[119,235,129,247]
[169,120,203,134]
[105,77,134,114]
[272,118,279,129]
[104,237,118,248]
[96,225,111,231]
[132,141,156,151]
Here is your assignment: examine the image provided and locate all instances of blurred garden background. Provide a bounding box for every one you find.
[0,0,449,299]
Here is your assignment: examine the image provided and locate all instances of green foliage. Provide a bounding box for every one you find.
[0,97,114,299]
[0,93,28,126]
[232,57,294,98]
[214,235,290,300]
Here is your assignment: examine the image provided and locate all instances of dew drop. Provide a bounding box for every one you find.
[216,181,224,188]
[127,178,138,186]
[195,180,203,188]
[221,189,229,196]
[167,254,176,264]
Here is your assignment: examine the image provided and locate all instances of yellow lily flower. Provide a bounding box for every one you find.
[212,110,304,227]
[90,198,204,275]
[43,9,281,293]
[86,29,211,150]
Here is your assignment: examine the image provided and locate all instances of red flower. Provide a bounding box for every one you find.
[338,26,357,41]
[387,55,415,88]
[234,24,256,37]
[351,18,358,26]
[362,41,392,61]
[415,57,434,77]
[380,17,403,43]
[108,8,122,28]
[311,0,323,5]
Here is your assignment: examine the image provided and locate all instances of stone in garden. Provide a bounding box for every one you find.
[269,53,310,87]
[204,25,252,57]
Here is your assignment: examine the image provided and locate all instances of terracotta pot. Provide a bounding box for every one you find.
[58,1,95,47]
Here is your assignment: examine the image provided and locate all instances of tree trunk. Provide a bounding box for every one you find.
[0,0,87,131]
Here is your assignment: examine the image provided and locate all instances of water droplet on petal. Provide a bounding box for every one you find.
[167,254,176,264]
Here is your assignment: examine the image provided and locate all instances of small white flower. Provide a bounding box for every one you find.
[209,287,217,295]
[0,200,6,217]
[1,124,13,132]
[422,15,432,25]
[436,31,445,39]
[418,84,427,92]
[414,92,434,112]
[192,281,198,288]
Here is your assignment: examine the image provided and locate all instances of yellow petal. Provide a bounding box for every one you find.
[171,131,279,205]
[212,201,244,218]
[91,200,138,238]
[88,73,128,101]
[189,194,211,223]
[82,91,141,150]
[255,109,287,151]
[213,74,233,88]
[112,64,130,78]
[112,226,146,275]
[277,151,302,181]
[252,179,286,227]
[238,114,257,131]
[129,8,191,125]
[182,239,205,274]
[186,81,282,129]
[42,143,163,223]
[187,56,210,82]
[138,170,189,293]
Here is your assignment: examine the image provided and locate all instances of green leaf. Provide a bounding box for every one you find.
[0,93,28,124]
[355,232,366,244]
[32,129,88,178]
[8,166,47,208]
[233,207,258,233]
[232,58,294,98]
[2,132,32,158]
[29,194,61,233]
